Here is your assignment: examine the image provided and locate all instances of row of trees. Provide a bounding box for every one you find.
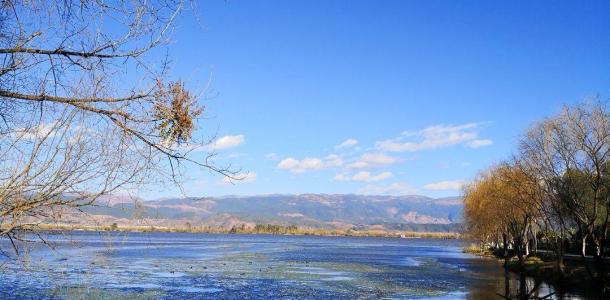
[463,101,610,287]
[229,224,300,234]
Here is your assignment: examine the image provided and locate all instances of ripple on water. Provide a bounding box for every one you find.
[0,233,516,299]
[106,283,163,289]
[287,266,354,281]
[321,276,352,281]
[152,271,186,278]
[178,287,223,293]
[401,257,421,267]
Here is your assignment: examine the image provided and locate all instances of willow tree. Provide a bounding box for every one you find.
[463,163,540,266]
[463,166,517,262]
[496,163,542,265]
[0,1,237,251]
[463,171,503,249]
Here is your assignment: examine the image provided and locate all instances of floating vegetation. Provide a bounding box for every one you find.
[0,231,560,299]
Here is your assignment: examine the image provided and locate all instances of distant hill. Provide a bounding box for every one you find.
[77,194,463,232]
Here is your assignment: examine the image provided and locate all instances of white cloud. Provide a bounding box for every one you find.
[175,134,244,153]
[351,171,392,182]
[467,139,493,148]
[277,155,343,173]
[347,153,399,169]
[277,157,322,172]
[333,173,350,182]
[240,172,257,182]
[359,183,418,195]
[324,154,343,167]
[335,138,358,150]
[15,122,58,140]
[333,171,393,182]
[376,123,491,152]
[423,180,465,191]
[213,134,245,150]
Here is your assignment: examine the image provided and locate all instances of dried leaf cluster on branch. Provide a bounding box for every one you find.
[0,0,239,252]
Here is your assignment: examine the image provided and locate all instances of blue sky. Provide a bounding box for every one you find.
[141,0,610,199]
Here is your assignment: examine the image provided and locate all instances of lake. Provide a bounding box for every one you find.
[0,231,576,299]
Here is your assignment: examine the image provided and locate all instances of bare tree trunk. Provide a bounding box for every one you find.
[555,236,565,274]
[522,222,530,258]
[581,234,587,258]
[531,226,538,255]
[596,243,601,257]
[518,273,528,299]
[515,237,525,267]
[503,232,510,266]
[504,269,511,299]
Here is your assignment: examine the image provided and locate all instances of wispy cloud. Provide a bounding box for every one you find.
[277,155,343,173]
[466,139,493,148]
[346,153,399,169]
[179,134,246,153]
[335,138,358,150]
[352,171,392,182]
[423,180,465,191]
[334,171,392,182]
[213,134,245,150]
[324,154,343,167]
[333,173,350,182]
[13,122,59,140]
[376,123,491,152]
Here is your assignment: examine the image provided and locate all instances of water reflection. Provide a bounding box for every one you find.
[496,270,555,300]
[468,267,582,300]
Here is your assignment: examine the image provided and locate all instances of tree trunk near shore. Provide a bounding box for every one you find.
[518,273,528,299]
[517,223,530,263]
[503,233,510,266]
[517,246,524,266]
[515,238,525,267]
[531,226,538,255]
[595,243,600,257]
[589,237,605,280]
[555,236,565,274]
[581,235,587,257]
[504,269,511,299]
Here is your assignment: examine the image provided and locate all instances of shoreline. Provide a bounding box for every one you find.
[463,245,606,298]
[26,223,462,239]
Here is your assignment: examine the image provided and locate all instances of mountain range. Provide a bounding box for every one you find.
[73,194,463,232]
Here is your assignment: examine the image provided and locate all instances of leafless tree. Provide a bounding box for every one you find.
[519,101,610,279]
[519,113,575,274]
[0,0,238,252]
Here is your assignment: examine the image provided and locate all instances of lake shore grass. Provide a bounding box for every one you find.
[28,223,462,239]
[462,243,494,256]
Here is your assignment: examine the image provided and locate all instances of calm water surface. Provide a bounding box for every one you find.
[0,232,580,299]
